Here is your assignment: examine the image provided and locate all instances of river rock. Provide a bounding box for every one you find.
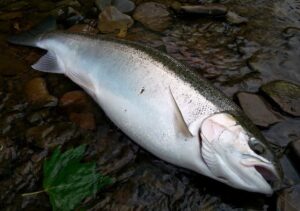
[60,90,91,112]
[277,184,300,211]
[60,90,96,129]
[24,77,58,108]
[179,4,228,16]
[0,54,27,76]
[0,137,16,176]
[0,11,23,20]
[237,92,282,127]
[287,140,300,171]
[95,0,135,13]
[95,0,112,11]
[261,80,300,116]
[69,112,96,130]
[98,6,134,37]
[133,2,172,32]
[113,0,135,13]
[26,122,79,149]
[226,11,248,24]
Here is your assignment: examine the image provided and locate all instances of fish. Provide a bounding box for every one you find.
[8,17,282,194]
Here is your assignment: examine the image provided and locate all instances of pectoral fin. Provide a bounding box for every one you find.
[200,118,226,177]
[169,88,193,138]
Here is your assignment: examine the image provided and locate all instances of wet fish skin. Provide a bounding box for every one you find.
[8,29,281,194]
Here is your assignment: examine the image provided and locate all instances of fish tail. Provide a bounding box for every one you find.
[7,16,57,47]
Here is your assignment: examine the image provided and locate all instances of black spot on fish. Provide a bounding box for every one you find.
[140,87,145,94]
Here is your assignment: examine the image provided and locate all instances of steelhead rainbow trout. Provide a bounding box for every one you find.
[8,18,281,194]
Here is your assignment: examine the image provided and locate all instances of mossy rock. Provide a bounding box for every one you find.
[261,80,300,116]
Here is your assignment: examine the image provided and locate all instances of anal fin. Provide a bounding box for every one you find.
[32,51,63,74]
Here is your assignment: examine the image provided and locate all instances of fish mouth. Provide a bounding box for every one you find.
[254,164,280,190]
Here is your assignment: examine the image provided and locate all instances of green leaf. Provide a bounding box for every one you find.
[43,145,112,211]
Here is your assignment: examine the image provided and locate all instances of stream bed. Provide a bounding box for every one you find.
[0,0,300,210]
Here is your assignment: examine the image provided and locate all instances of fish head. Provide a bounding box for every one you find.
[199,113,281,194]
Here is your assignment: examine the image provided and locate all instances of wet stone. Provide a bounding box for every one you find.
[261,80,300,116]
[287,140,300,172]
[24,77,58,108]
[95,0,112,11]
[69,112,96,130]
[226,11,248,25]
[237,92,282,127]
[0,137,17,176]
[0,54,28,76]
[98,6,134,37]
[26,122,79,149]
[113,0,135,13]
[0,11,23,20]
[133,2,172,32]
[60,90,92,112]
[277,184,300,211]
[179,4,228,16]
[2,1,30,11]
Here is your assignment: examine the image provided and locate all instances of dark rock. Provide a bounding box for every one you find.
[69,112,96,130]
[113,0,135,13]
[0,137,17,176]
[237,92,282,127]
[95,0,135,13]
[2,1,30,11]
[56,0,81,8]
[26,109,50,124]
[263,118,300,147]
[60,90,92,112]
[95,0,112,11]
[98,6,134,37]
[0,11,23,20]
[133,2,172,32]
[261,80,300,116]
[26,123,79,149]
[287,140,300,172]
[0,54,28,76]
[24,77,58,108]
[179,4,228,16]
[226,11,248,24]
[277,184,300,211]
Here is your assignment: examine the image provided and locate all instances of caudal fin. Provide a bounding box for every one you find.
[7,16,57,47]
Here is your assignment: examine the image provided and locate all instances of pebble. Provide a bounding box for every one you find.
[59,90,91,112]
[60,90,96,129]
[179,4,228,16]
[133,2,172,32]
[226,11,248,24]
[69,112,96,130]
[98,6,134,37]
[24,77,58,108]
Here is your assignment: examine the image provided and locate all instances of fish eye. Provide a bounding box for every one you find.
[248,138,265,155]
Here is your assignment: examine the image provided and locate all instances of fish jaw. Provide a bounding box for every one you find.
[199,113,280,194]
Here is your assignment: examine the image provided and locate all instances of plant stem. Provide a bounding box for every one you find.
[22,189,46,197]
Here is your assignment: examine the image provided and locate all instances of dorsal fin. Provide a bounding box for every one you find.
[169,87,193,138]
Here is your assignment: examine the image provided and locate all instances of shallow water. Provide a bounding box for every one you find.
[0,0,300,210]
